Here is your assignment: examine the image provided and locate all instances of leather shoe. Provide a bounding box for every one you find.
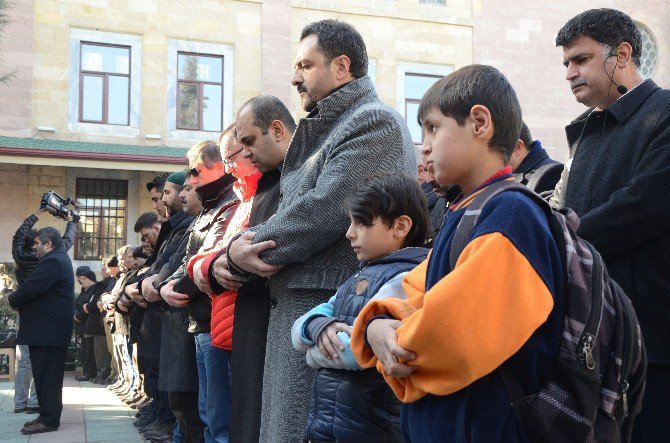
[21,422,58,435]
[26,407,40,414]
[129,396,150,409]
[14,407,27,413]
[23,419,38,427]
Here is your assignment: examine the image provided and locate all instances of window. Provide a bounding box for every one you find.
[636,23,658,78]
[75,179,128,260]
[177,53,224,132]
[69,29,141,136]
[397,63,453,145]
[167,40,233,139]
[79,43,130,125]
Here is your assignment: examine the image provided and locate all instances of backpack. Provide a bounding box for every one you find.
[514,161,564,200]
[449,180,646,443]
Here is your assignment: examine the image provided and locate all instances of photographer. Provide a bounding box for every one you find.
[10,207,76,415]
[8,227,75,435]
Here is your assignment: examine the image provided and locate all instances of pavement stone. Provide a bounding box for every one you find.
[0,373,146,442]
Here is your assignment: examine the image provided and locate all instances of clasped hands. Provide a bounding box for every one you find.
[366,318,417,377]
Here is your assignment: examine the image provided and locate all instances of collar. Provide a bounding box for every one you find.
[234,170,262,202]
[604,78,659,124]
[307,76,377,120]
[195,174,236,209]
[516,140,550,173]
[167,210,189,227]
[450,167,513,211]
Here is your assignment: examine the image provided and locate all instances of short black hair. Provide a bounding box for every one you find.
[240,95,297,134]
[556,8,642,67]
[349,174,429,248]
[300,20,368,78]
[134,211,160,233]
[519,122,533,150]
[132,246,148,259]
[418,64,522,163]
[36,227,62,249]
[106,255,119,267]
[146,172,169,193]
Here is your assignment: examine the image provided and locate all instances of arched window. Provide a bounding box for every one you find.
[636,23,658,78]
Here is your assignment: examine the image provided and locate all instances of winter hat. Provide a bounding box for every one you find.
[81,270,97,283]
[75,266,91,277]
[167,170,187,186]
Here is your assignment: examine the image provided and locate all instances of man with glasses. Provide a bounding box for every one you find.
[157,135,238,443]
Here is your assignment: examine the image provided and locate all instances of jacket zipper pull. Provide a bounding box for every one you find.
[621,380,629,417]
[582,334,595,370]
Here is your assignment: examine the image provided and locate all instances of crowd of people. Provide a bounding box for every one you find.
[6,7,669,443]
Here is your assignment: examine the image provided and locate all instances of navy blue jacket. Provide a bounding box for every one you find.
[300,247,428,442]
[513,140,563,194]
[9,245,75,347]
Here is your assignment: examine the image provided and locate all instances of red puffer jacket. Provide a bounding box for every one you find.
[187,171,260,349]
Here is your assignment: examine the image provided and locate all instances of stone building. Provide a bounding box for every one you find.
[0,0,666,272]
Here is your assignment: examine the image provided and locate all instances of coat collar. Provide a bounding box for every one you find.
[516,140,551,173]
[196,174,236,209]
[605,78,659,124]
[308,76,377,120]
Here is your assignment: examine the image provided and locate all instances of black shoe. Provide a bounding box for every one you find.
[14,407,27,413]
[23,419,38,427]
[21,422,58,435]
[26,407,40,414]
[75,375,91,382]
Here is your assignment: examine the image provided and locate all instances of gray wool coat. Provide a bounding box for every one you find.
[249,76,416,442]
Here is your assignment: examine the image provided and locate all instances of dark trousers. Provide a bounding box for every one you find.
[230,286,270,443]
[29,345,68,428]
[169,391,204,443]
[632,363,670,442]
[82,336,97,378]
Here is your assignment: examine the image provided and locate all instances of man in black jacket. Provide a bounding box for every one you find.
[73,267,97,382]
[11,208,76,414]
[9,227,74,435]
[553,9,670,441]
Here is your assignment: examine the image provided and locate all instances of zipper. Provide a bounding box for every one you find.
[611,278,639,418]
[578,243,604,370]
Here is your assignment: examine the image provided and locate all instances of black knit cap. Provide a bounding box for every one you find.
[80,270,97,282]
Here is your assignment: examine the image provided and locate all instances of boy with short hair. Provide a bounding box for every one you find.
[292,174,429,442]
[350,64,565,441]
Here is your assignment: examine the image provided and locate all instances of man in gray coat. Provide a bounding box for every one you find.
[226,19,416,441]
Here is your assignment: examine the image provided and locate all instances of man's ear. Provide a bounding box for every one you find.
[615,42,633,68]
[332,55,352,81]
[270,120,285,141]
[470,105,494,141]
[393,215,413,240]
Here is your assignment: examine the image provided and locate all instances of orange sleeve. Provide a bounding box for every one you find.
[352,232,554,403]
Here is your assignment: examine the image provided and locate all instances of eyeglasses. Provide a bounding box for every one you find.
[188,167,201,177]
[223,148,244,166]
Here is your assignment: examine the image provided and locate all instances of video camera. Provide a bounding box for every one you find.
[40,190,80,222]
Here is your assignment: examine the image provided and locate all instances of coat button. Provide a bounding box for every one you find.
[278,193,283,202]
[270,297,278,309]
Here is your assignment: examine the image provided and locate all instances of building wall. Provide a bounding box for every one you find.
[473,0,670,161]
[0,0,34,136]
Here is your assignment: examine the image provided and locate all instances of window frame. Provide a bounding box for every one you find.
[396,62,453,145]
[166,39,234,140]
[175,51,225,132]
[74,178,129,261]
[68,29,141,137]
[78,42,132,126]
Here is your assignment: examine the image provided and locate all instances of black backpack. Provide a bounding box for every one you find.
[449,180,646,443]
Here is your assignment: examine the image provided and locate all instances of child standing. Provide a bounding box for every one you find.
[292,174,429,442]
[351,65,565,441]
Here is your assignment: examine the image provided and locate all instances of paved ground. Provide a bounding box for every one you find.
[0,374,145,442]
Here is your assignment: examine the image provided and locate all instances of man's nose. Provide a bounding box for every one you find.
[291,71,302,86]
[565,62,578,81]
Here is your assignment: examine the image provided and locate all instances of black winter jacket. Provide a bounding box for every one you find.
[9,245,74,347]
[12,214,75,284]
[166,173,238,333]
[84,277,116,336]
[559,79,670,364]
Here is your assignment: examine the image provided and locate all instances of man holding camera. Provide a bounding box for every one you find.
[11,207,76,415]
[9,227,75,435]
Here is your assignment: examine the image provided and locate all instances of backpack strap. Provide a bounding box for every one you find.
[525,162,564,195]
[448,180,552,270]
